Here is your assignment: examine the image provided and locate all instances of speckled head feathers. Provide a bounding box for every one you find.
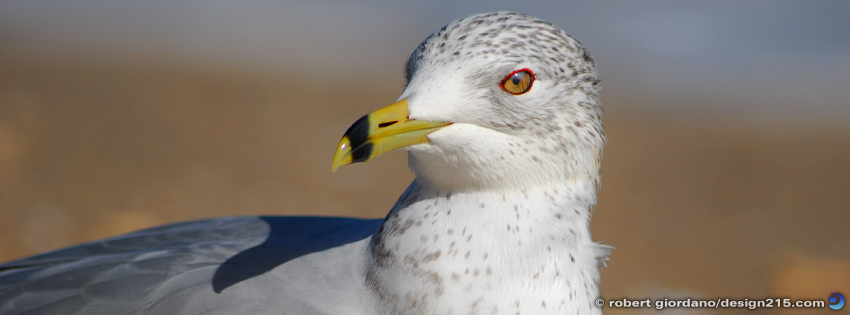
[398,11,605,192]
[404,12,599,88]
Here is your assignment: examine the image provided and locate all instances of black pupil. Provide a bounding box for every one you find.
[512,74,522,85]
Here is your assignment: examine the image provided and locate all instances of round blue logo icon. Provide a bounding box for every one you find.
[829,293,845,310]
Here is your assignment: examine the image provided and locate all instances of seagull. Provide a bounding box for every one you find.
[0,11,610,314]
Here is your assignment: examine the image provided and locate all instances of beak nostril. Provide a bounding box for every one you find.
[378,121,398,128]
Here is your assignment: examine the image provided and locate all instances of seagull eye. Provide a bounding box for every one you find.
[500,69,534,95]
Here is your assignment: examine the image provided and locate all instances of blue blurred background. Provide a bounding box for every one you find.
[1,1,848,314]
[4,1,848,116]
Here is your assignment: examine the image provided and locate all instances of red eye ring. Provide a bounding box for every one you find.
[499,68,535,95]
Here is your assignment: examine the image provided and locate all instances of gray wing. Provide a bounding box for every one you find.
[0,216,382,314]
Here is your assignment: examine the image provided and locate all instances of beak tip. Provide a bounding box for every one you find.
[332,136,352,172]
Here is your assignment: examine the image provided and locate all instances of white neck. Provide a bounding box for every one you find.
[366,179,609,314]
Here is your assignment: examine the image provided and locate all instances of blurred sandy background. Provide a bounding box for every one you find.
[1,1,849,314]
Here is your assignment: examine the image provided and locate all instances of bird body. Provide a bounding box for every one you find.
[0,217,382,314]
[1,11,610,314]
[368,180,608,314]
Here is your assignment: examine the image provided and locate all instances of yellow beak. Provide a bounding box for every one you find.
[332,99,451,171]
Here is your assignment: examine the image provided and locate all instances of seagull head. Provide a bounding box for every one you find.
[333,11,604,193]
